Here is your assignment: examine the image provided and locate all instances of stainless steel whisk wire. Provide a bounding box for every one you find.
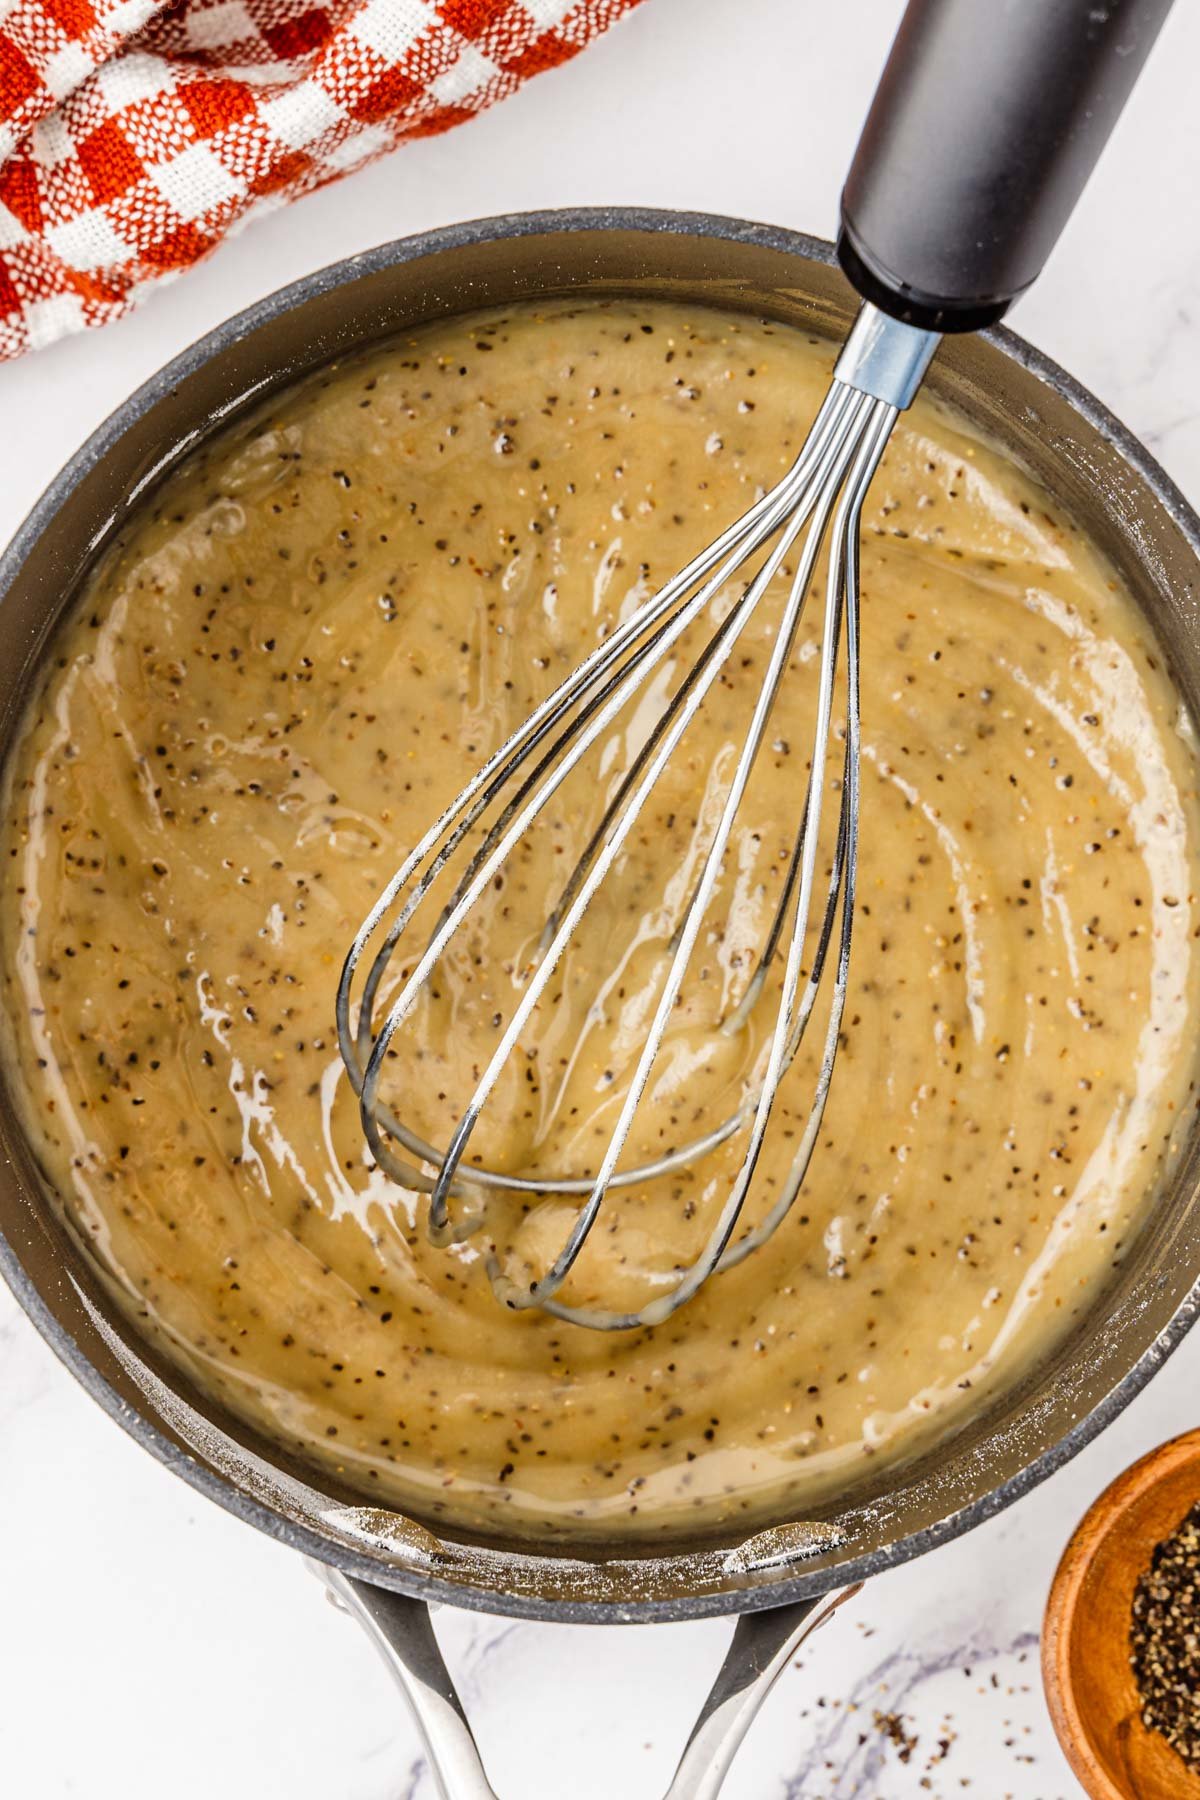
[337,306,940,1330]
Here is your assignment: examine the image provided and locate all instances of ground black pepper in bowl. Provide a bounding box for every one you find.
[1130,1500,1200,1771]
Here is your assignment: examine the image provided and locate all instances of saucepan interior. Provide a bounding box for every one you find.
[2,210,1200,1624]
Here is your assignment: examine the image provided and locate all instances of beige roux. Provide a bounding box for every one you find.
[3,300,1198,1542]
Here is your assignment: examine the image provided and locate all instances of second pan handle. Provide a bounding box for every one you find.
[312,1561,859,1800]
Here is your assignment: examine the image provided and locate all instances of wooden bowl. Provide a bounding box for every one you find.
[1043,1427,1200,1800]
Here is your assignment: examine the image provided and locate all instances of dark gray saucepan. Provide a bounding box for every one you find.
[3,210,1200,1795]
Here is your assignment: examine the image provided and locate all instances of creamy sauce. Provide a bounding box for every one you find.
[3,300,1198,1543]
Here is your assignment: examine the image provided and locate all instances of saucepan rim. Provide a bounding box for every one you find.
[3,205,1200,1625]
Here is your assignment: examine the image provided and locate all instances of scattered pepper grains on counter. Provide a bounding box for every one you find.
[874,1708,920,1763]
[0,298,1198,1544]
[795,1625,1055,1794]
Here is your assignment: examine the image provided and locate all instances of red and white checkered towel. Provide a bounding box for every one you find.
[0,0,644,360]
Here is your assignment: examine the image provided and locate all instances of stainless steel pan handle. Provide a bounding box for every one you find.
[312,1562,858,1798]
[661,1586,858,1800]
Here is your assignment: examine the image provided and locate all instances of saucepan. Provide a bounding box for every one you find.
[3,211,1200,1796]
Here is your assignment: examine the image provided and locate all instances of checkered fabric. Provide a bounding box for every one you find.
[0,0,645,358]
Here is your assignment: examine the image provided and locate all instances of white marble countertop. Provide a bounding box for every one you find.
[2,1,1199,1794]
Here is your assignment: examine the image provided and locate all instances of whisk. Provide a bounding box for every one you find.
[338,0,1172,1331]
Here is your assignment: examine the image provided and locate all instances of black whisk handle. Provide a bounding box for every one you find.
[838,0,1174,333]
